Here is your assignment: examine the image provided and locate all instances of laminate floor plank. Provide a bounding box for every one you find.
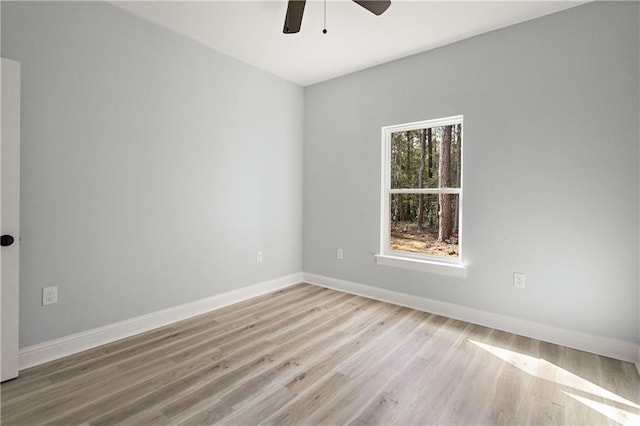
[4,358,179,424]
[171,326,348,425]
[479,334,535,425]
[8,288,335,423]
[140,285,335,368]
[49,339,269,425]
[309,313,429,424]
[2,283,638,426]
[238,305,402,424]
[307,312,436,425]
[8,283,311,388]
[433,330,516,425]
[219,385,295,425]
[217,301,365,407]
[235,304,411,424]
[217,301,394,425]
[400,324,496,425]
[158,313,358,424]
[79,289,359,425]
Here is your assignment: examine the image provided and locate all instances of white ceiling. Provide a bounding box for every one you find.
[112,0,586,86]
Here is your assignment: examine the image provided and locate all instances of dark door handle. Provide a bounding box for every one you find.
[1,235,15,247]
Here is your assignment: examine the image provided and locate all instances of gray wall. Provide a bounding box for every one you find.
[2,1,304,347]
[304,2,640,343]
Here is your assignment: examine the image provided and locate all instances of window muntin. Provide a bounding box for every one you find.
[381,116,463,264]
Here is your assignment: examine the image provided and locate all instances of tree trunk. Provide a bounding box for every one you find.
[438,126,453,241]
[427,128,433,179]
[405,134,412,220]
[426,128,434,227]
[417,129,426,232]
[453,124,462,233]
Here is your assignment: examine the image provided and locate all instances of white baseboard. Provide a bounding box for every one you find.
[303,273,640,365]
[19,271,640,372]
[19,273,302,370]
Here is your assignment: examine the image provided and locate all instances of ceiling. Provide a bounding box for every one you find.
[112,0,586,86]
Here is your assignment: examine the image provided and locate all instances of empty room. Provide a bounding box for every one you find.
[1,0,639,424]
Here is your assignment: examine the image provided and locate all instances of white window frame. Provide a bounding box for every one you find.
[375,115,467,278]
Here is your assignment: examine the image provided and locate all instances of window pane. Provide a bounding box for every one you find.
[390,193,460,258]
[390,124,461,189]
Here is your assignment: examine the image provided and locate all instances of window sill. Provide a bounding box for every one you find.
[375,254,467,278]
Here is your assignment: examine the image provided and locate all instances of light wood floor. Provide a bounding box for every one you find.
[2,284,639,425]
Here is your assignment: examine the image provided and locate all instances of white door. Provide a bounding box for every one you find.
[1,57,21,382]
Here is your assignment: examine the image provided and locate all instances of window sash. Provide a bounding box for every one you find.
[387,188,461,195]
[380,115,463,264]
[381,193,462,263]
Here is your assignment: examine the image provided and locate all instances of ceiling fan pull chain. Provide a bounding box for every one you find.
[323,0,327,34]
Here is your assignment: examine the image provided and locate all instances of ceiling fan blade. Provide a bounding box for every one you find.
[353,0,391,16]
[283,0,306,34]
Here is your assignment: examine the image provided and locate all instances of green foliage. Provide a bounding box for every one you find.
[389,124,462,230]
[390,126,461,189]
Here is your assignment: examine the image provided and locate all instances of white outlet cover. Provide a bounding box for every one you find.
[42,286,58,305]
[513,273,525,289]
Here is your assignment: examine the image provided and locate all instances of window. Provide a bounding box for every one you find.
[376,116,466,277]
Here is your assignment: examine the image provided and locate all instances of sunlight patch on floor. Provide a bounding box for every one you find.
[468,339,639,425]
[563,391,640,425]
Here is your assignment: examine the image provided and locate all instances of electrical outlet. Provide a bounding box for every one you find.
[513,273,525,289]
[42,286,58,305]
[337,248,343,260]
[256,251,263,263]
